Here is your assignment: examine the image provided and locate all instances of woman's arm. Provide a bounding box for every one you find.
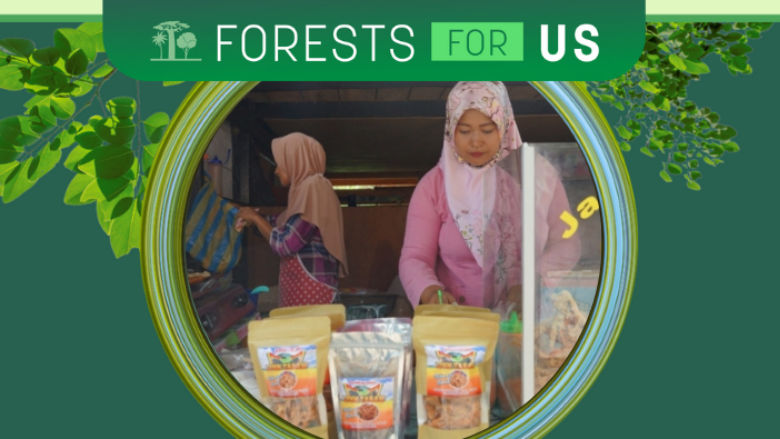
[267,214,317,257]
[235,207,274,239]
[399,172,450,306]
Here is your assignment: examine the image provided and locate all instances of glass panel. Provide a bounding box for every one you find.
[531,142,601,394]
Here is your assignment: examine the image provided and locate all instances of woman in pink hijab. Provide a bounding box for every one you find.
[236,132,349,306]
[399,81,580,309]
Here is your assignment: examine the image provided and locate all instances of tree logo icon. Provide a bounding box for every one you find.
[151,21,201,61]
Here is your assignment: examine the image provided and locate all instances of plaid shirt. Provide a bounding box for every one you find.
[268,214,339,288]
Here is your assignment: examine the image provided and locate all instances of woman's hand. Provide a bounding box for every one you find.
[506,284,523,314]
[235,207,261,231]
[420,285,457,305]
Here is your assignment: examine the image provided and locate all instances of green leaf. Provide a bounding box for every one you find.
[80,178,103,203]
[96,183,134,230]
[111,197,134,219]
[659,169,672,183]
[649,137,665,150]
[96,199,112,234]
[32,47,61,66]
[75,128,103,149]
[703,156,716,167]
[0,38,34,57]
[64,145,91,171]
[32,103,57,128]
[0,116,37,146]
[686,180,701,191]
[63,173,93,205]
[668,163,683,174]
[618,141,631,152]
[91,63,114,78]
[97,175,132,201]
[78,145,134,179]
[143,112,169,143]
[691,170,702,180]
[673,152,686,162]
[65,49,88,75]
[638,81,660,94]
[0,65,24,91]
[668,54,687,71]
[26,156,40,179]
[109,198,142,257]
[723,141,740,152]
[0,144,21,164]
[143,142,160,173]
[50,97,75,119]
[683,59,710,74]
[2,158,35,203]
[724,32,742,42]
[28,65,68,90]
[640,147,654,157]
[76,22,104,52]
[689,160,699,169]
[717,126,737,140]
[617,126,632,140]
[106,97,136,119]
[94,118,135,145]
[0,161,19,178]
[54,28,97,61]
[653,129,673,140]
[29,146,61,180]
[729,43,752,56]
[163,81,185,86]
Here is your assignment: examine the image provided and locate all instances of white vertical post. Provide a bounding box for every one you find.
[521,143,536,404]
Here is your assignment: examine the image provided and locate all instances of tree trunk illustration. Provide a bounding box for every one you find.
[166,30,176,59]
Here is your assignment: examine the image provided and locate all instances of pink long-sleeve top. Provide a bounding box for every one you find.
[399,159,581,308]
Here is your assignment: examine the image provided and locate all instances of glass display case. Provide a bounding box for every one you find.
[502,142,601,407]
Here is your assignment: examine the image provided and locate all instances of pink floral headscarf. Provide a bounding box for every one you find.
[440,81,523,268]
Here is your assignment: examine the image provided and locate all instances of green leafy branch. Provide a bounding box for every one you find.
[0,23,180,257]
[588,22,773,190]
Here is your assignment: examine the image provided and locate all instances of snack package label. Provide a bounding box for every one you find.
[257,344,318,397]
[339,377,395,430]
[424,345,485,396]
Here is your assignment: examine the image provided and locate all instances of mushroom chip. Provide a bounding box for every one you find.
[248,316,330,438]
[412,315,499,438]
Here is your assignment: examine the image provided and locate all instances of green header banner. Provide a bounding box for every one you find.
[103,0,645,81]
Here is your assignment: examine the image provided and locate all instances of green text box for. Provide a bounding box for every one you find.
[432,22,524,61]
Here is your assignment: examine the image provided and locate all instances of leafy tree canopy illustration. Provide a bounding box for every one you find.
[176,32,197,59]
[0,23,182,257]
[588,22,773,190]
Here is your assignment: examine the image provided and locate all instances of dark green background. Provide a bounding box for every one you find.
[2,22,778,438]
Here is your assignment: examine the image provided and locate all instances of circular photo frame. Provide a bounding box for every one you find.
[140,81,636,438]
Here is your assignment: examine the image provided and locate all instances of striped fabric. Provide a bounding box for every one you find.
[185,182,243,273]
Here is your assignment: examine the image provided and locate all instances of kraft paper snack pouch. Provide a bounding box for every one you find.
[329,331,408,439]
[248,316,330,438]
[415,304,492,316]
[269,303,346,331]
[412,315,499,439]
[415,304,500,323]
